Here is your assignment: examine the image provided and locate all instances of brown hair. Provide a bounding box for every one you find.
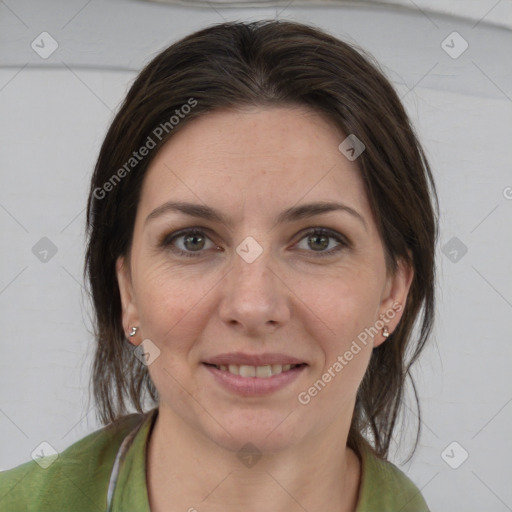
[84,19,438,461]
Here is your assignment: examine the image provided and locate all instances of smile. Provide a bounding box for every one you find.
[208,363,303,378]
[202,362,307,396]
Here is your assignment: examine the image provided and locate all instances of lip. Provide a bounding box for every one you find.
[203,352,307,367]
[203,363,307,397]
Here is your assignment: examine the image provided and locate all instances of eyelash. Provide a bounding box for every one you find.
[159,227,350,259]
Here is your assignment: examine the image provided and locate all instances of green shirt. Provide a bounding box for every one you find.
[0,408,429,511]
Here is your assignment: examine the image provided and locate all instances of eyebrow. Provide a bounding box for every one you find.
[145,200,368,231]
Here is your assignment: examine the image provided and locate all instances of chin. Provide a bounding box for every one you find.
[202,408,305,454]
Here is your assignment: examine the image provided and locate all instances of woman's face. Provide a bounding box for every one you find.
[117,106,412,453]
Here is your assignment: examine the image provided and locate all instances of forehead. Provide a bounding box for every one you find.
[137,106,371,226]
[151,105,345,166]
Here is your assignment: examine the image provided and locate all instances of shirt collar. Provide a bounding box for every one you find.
[110,407,157,512]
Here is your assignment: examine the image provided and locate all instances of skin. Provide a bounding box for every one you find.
[116,106,413,512]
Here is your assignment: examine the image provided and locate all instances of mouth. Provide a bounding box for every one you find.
[203,362,306,379]
[202,355,308,396]
[202,352,308,396]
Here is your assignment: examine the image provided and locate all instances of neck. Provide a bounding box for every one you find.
[146,405,361,512]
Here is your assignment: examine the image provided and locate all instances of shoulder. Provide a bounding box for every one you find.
[357,443,430,512]
[0,412,146,512]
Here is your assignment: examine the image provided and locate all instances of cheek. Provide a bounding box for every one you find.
[133,258,218,349]
[299,276,378,404]
[291,267,383,403]
[134,263,212,397]
[294,265,383,345]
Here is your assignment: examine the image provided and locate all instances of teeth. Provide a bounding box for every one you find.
[239,365,256,377]
[256,365,272,378]
[214,363,300,378]
[228,364,239,375]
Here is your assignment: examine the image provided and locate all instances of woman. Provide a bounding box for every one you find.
[0,19,437,511]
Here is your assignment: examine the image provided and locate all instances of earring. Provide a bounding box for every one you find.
[382,326,390,338]
[129,326,139,337]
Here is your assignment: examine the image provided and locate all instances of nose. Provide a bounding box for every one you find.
[217,240,291,335]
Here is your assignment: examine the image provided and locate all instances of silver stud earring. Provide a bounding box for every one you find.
[129,326,139,337]
[382,326,390,338]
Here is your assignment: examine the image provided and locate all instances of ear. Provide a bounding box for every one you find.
[373,257,414,348]
[116,255,141,346]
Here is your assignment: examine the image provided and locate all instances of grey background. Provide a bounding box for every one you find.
[1,1,511,511]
